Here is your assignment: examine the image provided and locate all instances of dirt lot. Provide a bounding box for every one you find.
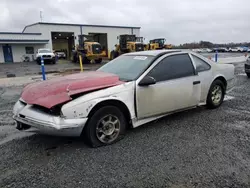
[0,61,250,188]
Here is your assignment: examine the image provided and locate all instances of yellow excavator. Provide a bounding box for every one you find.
[110,34,145,60]
[144,38,172,50]
[71,38,106,64]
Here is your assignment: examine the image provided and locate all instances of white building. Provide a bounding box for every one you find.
[0,22,141,63]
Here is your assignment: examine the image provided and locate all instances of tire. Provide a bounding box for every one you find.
[83,106,127,148]
[110,51,114,60]
[206,79,225,109]
[36,58,41,65]
[113,51,119,59]
[82,55,90,64]
[95,58,102,64]
[247,73,250,78]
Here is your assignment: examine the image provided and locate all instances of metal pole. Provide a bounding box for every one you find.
[80,25,83,48]
[41,57,46,80]
[215,50,218,62]
[79,55,83,72]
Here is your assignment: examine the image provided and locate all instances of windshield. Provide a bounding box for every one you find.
[155,39,165,44]
[39,49,52,53]
[97,55,154,81]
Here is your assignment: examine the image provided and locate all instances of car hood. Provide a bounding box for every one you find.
[21,71,124,109]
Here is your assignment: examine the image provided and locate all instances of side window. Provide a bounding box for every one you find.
[147,54,195,82]
[191,54,211,72]
[25,47,34,54]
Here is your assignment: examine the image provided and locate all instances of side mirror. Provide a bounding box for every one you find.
[138,76,156,86]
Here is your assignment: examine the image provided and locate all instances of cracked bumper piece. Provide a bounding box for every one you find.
[12,100,88,137]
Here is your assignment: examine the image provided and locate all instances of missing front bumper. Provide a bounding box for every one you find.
[13,100,88,137]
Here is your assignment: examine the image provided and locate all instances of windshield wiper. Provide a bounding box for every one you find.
[119,78,133,82]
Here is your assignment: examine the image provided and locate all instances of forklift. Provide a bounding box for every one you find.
[110,34,145,60]
[71,35,106,64]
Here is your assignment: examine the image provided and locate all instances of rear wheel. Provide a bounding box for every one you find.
[36,58,41,65]
[110,51,114,60]
[83,106,127,147]
[82,55,90,64]
[95,58,102,64]
[247,73,250,78]
[111,51,119,60]
[206,79,225,109]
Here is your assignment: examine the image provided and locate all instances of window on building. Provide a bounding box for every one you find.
[147,54,195,82]
[25,47,34,54]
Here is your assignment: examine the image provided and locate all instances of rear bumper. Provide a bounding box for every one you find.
[12,100,87,137]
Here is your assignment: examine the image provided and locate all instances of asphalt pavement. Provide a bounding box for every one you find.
[0,61,250,187]
[0,59,107,78]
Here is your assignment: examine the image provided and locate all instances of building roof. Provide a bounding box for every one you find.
[0,32,42,35]
[0,39,49,44]
[22,22,141,32]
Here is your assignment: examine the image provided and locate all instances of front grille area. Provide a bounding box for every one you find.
[19,100,27,106]
[32,104,64,116]
[42,55,51,58]
[135,44,144,51]
[92,44,102,54]
[32,105,52,114]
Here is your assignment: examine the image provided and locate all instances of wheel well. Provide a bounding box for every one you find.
[215,76,227,91]
[88,100,131,125]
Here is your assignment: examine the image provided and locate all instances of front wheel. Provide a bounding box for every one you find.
[83,106,127,147]
[206,79,225,109]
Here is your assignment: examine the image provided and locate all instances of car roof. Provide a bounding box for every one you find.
[124,49,186,57]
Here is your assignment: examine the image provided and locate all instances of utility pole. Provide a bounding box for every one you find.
[40,10,43,22]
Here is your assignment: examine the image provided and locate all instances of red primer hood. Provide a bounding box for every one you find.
[21,71,124,108]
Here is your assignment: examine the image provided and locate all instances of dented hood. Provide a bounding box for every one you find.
[21,71,124,108]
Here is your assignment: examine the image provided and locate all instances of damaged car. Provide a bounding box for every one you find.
[13,50,235,147]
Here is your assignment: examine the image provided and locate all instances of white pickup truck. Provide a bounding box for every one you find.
[36,48,56,65]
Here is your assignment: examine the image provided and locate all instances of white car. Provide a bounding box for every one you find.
[192,49,202,53]
[55,50,66,59]
[13,50,235,147]
[36,48,56,64]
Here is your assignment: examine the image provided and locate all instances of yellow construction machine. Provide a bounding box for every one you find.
[71,40,106,64]
[110,34,144,60]
[145,38,172,50]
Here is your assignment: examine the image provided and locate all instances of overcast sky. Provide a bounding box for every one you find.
[0,0,249,45]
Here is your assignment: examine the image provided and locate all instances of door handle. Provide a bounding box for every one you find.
[193,81,201,85]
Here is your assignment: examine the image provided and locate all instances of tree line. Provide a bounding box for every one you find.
[173,41,250,49]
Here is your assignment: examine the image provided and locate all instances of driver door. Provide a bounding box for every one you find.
[136,53,201,119]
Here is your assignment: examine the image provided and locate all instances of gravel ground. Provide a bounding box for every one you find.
[0,61,250,188]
